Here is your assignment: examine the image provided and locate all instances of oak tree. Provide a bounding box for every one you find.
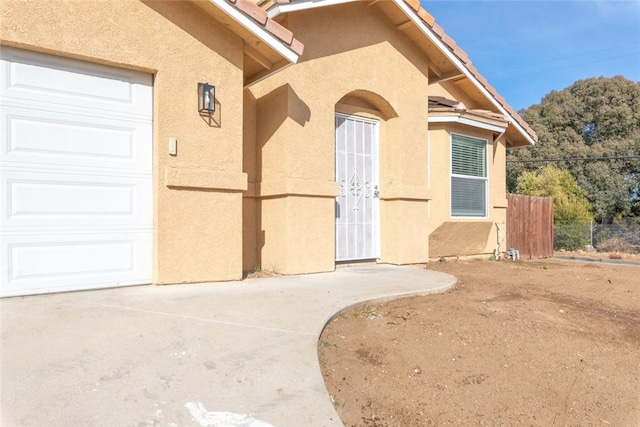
[507,76,640,220]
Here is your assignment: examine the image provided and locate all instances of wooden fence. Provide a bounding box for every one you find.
[506,194,554,259]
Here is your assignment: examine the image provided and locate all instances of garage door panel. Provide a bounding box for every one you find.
[10,181,134,215]
[1,48,153,296]
[1,107,152,171]
[1,232,151,297]
[0,47,152,119]
[1,170,151,228]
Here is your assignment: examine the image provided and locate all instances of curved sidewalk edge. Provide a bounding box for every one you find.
[0,264,456,427]
[320,265,457,331]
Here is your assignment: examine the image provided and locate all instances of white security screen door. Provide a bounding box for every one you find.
[335,114,380,261]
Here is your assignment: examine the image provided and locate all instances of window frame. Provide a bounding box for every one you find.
[450,132,489,218]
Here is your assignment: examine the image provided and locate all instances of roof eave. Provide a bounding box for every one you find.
[428,112,508,133]
[208,0,303,64]
[267,0,359,18]
[391,0,535,146]
[259,0,537,146]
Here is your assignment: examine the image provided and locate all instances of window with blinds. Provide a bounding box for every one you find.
[451,134,487,217]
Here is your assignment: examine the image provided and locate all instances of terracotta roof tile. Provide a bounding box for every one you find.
[403,0,537,143]
[241,0,534,142]
[226,0,304,56]
[264,17,294,44]
[405,0,421,13]
[233,0,268,25]
[466,63,479,76]
[428,96,462,109]
[440,32,457,52]
[476,74,490,88]
[417,8,435,27]
[451,45,469,65]
[430,22,445,38]
[289,38,304,56]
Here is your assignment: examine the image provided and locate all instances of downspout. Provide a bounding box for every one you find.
[495,221,504,260]
[493,129,507,261]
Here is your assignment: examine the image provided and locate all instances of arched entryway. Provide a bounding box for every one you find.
[334,90,397,262]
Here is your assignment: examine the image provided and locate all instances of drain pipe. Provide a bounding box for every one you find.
[494,221,504,260]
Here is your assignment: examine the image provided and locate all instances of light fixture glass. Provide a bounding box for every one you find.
[198,82,215,114]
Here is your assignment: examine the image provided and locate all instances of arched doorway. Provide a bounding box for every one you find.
[334,90,397,262]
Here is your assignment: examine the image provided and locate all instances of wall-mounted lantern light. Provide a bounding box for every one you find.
[198,82,215,115]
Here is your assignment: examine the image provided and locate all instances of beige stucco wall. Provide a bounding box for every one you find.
[428,79,510,257]
[2,0,514,283]
[427,122,508,256]
[245,3,433,273]
[1,0,247,283]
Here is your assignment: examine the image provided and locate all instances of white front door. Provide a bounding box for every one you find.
[0,47,153,297]
[335,114,380,261]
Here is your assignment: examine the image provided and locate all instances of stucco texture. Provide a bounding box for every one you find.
[3,0,516,284]
[244,3,511,269]
[1,0,247,283]
[428,122,508,256]
[245,3,435,273]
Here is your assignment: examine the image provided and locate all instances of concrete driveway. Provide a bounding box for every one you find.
[1,265,456,427]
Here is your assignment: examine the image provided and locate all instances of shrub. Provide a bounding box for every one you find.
[596,237,634,253]
[555,222,590,251]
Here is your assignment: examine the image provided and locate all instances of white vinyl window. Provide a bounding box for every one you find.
[451,133,487,217]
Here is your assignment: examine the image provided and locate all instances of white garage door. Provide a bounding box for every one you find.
[0,47,153,297]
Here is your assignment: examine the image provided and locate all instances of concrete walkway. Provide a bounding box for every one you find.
[1,265,456,427]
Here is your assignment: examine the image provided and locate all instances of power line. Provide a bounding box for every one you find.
[490,51,640,81]
[484,42,640,75]
[507,155,640,164]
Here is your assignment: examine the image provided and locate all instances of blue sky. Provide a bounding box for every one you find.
[422,0,640,111]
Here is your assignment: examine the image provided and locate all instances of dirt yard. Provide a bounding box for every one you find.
[319,259,640,426]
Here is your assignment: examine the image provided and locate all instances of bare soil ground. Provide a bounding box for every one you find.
[319,259,640,427]
[557,250,640,262]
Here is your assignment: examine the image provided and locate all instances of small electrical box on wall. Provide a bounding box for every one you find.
[169,137,177,156]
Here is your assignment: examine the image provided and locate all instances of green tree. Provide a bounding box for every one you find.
[507,76,640,220]
[516,165,593,250]
[631,173,640,216]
